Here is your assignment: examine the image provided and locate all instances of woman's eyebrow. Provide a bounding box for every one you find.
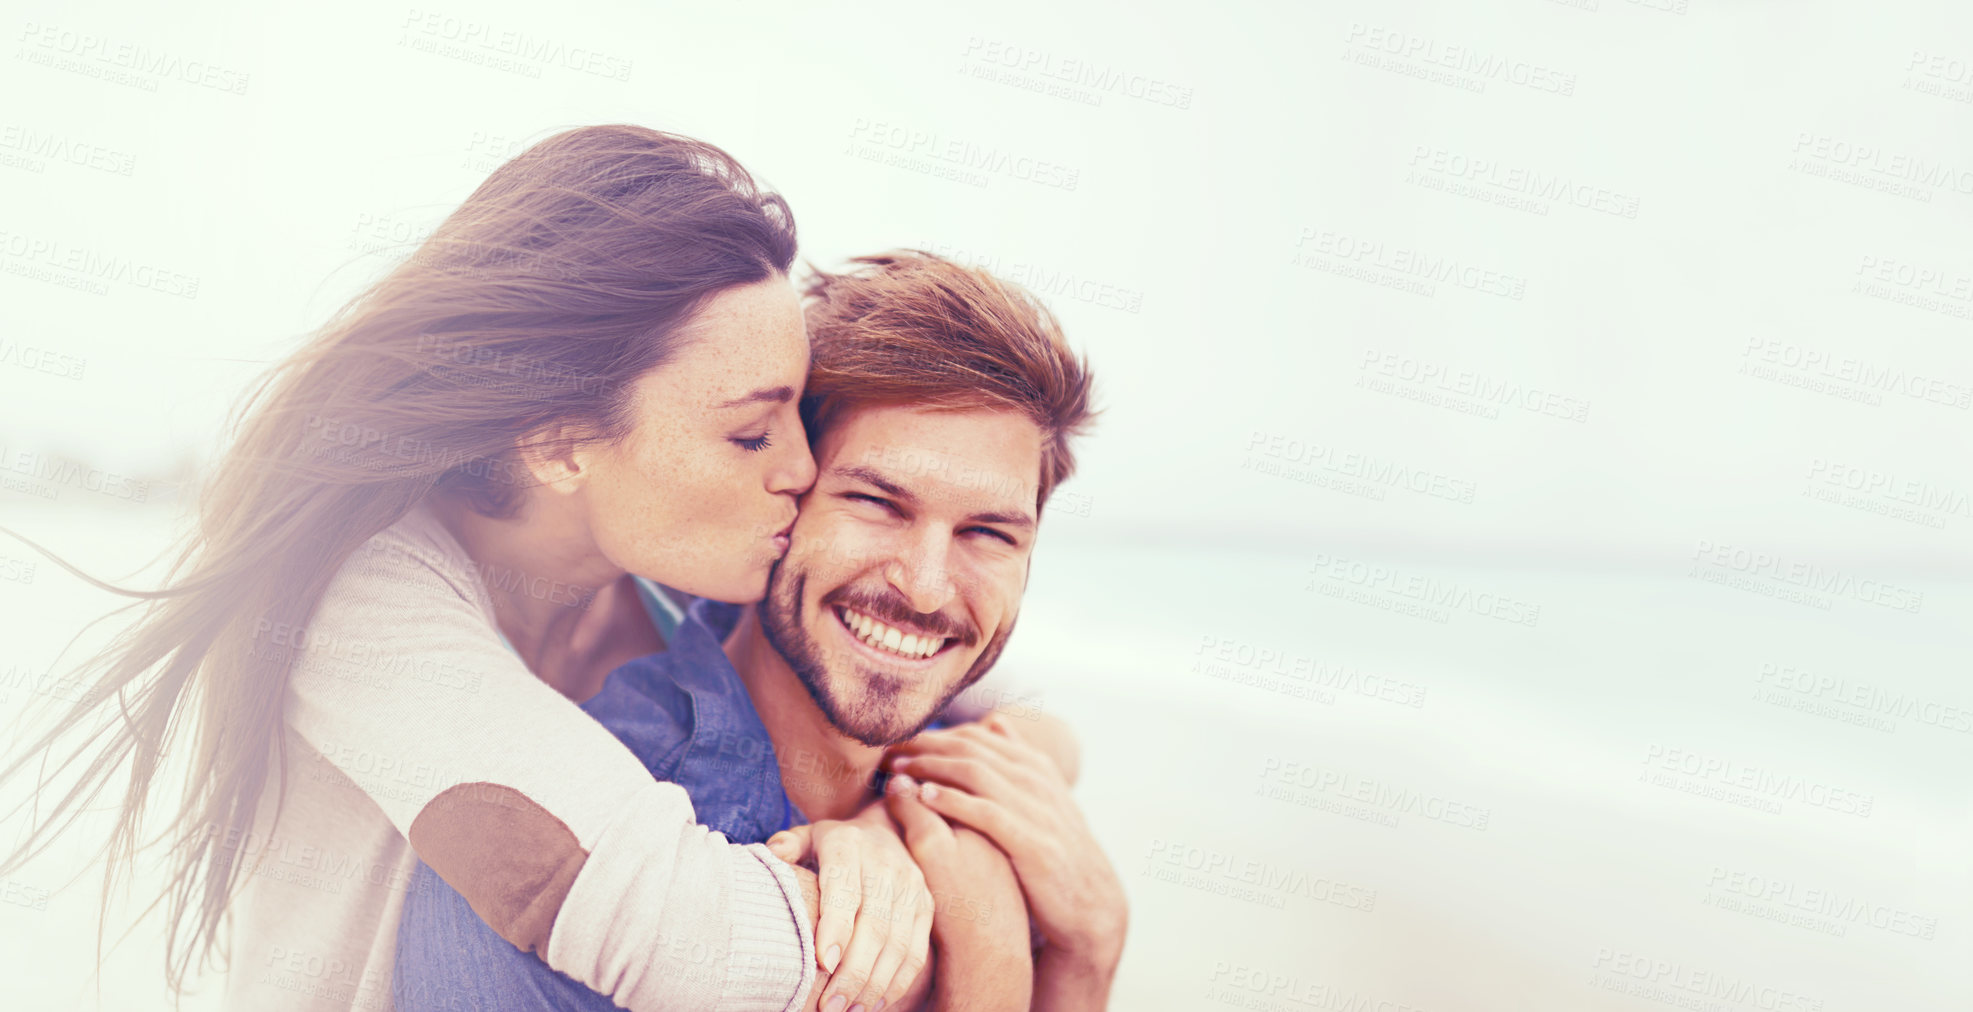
[714,385,795,409]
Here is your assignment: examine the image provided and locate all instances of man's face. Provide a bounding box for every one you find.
[758,403,1044,746]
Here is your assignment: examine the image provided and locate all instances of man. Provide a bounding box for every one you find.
[392,251,1128,1011]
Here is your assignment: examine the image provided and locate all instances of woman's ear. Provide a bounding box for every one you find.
[514,424,595,494]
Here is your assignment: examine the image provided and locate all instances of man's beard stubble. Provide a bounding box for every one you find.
[756,558,1012,747]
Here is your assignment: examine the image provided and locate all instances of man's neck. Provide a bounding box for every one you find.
[724,606,883,823]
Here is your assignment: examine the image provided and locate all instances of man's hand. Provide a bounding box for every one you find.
[768,806,934,1012]
[885,716,1127,1007]
[884,773,1033,1011]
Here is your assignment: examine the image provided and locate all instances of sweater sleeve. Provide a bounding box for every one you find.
[282,512,816,1012]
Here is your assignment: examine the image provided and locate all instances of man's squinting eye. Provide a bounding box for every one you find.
[844,492,1017,545]
[732,433,772,453]
[843,492,897,513]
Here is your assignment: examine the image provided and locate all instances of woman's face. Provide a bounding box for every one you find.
[574,274,817,603]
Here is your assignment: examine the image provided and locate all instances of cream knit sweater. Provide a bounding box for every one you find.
[219,504,815,1011]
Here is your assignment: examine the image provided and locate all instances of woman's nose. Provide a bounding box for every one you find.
[769,423,817,496]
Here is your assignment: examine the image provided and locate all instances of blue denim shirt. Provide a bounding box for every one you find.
[392,595,809,1012]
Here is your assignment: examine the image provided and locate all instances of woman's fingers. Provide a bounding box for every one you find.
[886,876,936,1012]
[852,862,927,1012]
[766,825,813,866]
[884,774,953,858]
[889,724,1050,780]
[912,779,1037,866]
[810,799,937,1012]
[812,826,863,977]
[888,753,1021,807]
[823,904,885,1012]
[876,778,943,1011]
[975,714,1058,770]
[820,848,908,1012]
[944,722,1034,767]
[888,727,991,759]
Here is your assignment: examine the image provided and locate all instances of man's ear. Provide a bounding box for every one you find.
[514,424,596,494]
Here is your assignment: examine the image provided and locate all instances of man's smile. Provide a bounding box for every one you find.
[832,604,957,663]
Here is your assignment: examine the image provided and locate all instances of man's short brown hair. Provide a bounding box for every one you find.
[799,250,1097,514]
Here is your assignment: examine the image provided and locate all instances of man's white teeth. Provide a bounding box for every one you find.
[841,607,944,659]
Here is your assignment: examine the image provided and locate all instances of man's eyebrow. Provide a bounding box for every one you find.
[714,385,795,409]
[833,465,915,502]
[834,465,1036,529]
[965,509,1035,530]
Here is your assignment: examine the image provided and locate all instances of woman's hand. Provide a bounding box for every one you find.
[768,804,934,1012]
[885,717,1128,979]
[883,773,1034,1011]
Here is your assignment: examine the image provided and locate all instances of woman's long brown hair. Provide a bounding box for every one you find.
[0,123,797,997]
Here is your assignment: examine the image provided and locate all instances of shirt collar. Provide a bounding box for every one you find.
[653,598,805,840]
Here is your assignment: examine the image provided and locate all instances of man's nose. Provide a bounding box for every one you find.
[884,533,957,616]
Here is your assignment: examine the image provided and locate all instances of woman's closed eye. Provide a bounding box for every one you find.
[732,432,773,452]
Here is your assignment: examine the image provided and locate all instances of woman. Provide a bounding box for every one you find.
[0,125,929,1012]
